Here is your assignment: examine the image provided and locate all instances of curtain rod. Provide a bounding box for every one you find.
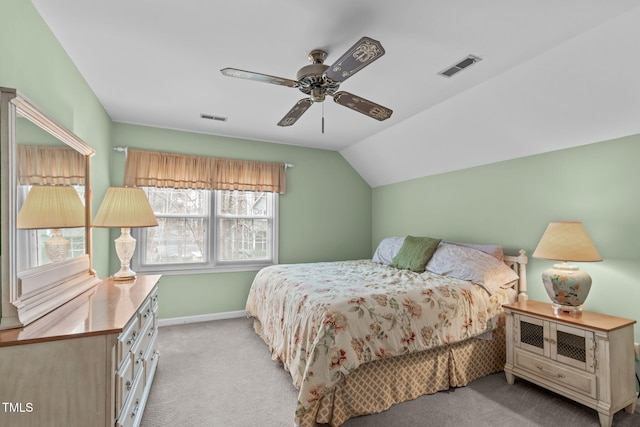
[113,146,293,168]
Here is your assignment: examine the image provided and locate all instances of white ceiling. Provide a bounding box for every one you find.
[32,0,640,187]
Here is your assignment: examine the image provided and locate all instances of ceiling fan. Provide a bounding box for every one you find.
[221,36,393,127]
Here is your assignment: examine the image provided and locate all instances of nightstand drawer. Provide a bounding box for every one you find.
[514,348,596,398]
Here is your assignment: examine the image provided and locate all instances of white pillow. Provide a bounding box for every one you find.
[425,242,518,295]
[444,241,504,261]
[371,237,405,265]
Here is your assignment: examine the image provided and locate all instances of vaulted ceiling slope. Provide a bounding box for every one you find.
[33,1,640,187]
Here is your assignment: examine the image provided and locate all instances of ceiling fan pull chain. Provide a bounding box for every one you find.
[322,102,325,134]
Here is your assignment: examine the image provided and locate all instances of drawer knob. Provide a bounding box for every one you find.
[127,331,137,346]
[535,364,565,379]
[131,399,140,418]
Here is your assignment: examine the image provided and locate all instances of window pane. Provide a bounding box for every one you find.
[144,217,207,264]
[147,188,207,215]
[219,190,268,216]
[219,218,268,261]
[135,188,276,273]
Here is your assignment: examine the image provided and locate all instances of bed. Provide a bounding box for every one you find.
[245,237,528,427]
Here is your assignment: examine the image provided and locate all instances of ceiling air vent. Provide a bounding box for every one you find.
[200,113,227,122]
[438,55,482,78]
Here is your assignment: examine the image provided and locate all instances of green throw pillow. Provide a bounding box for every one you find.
[390,236,441,272]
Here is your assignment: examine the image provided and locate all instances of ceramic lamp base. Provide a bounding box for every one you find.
[542,262,591,316]
[113,227,137,282]
[45,229,70,262]
[551,302,583,315]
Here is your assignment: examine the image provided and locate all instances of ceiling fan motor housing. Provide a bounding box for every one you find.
[296,50,340,102]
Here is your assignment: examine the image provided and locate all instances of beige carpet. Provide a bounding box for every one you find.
[140,317,640,427]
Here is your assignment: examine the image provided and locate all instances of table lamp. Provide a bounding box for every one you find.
[16,185,85,262]
[532,221,602,315]
[93,187,158,281]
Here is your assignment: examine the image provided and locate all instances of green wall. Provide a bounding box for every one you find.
[372,135,640,349]
[0,0,112,277]
[109,123,372,318]
[1,0,372,320]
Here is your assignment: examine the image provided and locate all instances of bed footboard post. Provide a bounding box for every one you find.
[517,249,528,302]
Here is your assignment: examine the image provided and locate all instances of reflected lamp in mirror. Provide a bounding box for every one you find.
[93,187,157,281]
[532,221,602,315]
[16,185,85,263]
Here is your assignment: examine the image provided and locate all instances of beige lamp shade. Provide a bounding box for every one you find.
[533,221,601,314]
[17,185,85,229]
[532,222,602,262]
[94,187,157,281]
[93,187,158,228]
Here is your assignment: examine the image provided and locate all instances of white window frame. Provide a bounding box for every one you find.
[132,188,278,275]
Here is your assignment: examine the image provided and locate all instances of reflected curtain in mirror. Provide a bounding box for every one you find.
[18,145,86,186]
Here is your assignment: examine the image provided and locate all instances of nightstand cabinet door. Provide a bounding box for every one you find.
[552,322,595,372]
[514,313,547,356]
[514,313,595,372]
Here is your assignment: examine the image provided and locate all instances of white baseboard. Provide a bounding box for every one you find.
[158,310,247,327]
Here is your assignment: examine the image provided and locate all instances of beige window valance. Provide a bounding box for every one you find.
[17,145,86,186]
[123,149,287,194]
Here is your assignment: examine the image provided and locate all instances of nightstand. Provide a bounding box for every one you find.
[503,300,637,427]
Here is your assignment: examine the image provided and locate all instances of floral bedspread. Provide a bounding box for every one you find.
[245,260,516,426]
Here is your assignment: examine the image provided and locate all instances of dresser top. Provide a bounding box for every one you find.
[0,275,161,347]
[504,300,636,332]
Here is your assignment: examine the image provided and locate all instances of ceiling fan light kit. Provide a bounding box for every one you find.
[221,36,393,127]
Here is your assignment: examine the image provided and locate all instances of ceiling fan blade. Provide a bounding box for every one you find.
[324,37,385,82]
[277,99,313,127]
[220,68,299,88]
[332,92,392,121]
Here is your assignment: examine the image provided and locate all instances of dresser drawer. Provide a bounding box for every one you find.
[115,355,134,416]
[144,327,160,385]
[132,318,151,364]
[116,367,145,427]
[117,315,140,363]
[150,288,159,311]
[514,348,596,398]
[138,295,153,325]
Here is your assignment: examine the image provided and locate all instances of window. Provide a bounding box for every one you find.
[133,187,278,274]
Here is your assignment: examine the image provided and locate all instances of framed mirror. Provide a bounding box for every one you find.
[1,87,100,330]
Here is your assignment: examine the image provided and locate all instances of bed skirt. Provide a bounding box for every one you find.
[254,316,506,427]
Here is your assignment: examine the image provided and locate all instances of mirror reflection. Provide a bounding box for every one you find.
[15,116,87,270]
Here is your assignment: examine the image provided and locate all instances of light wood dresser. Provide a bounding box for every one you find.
[0,274,161,427]
[504,300,637,427]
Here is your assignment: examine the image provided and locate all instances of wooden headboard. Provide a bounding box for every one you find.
[504,249,528,302]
